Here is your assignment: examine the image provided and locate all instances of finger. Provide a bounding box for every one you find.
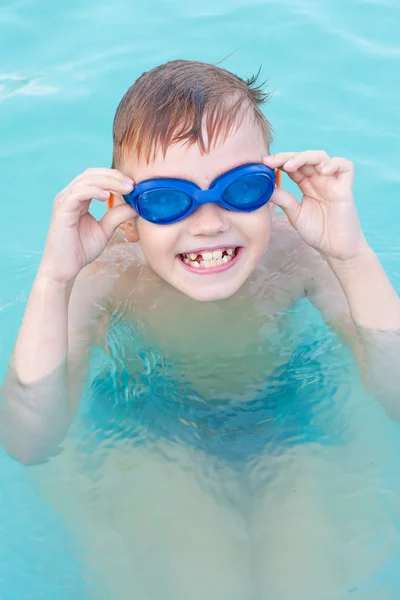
[64,169,133,194]
[298,165,318,177]
[285,162,333,185]
[271,162,319,185]
[318,157,354,176]
[99,204,138,241]
[56,185,111,211]
[282,150,329,172]
[279,167,307,186]
[264,152,316,178]
[76,168,133,184]
[64,174,134,199]
[75,174,134,195]
[60,179,134,211]
[263,152,297,168]
[270,187,301,227]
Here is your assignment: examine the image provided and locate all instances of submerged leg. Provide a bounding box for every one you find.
[31,436,250,600]
[248,441,395,600]
[247,444,343,599]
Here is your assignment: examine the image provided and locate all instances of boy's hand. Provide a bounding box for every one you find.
[41,168,136,284]
[263,151,367,261]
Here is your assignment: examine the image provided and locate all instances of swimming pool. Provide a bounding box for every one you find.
[1,0,400,597]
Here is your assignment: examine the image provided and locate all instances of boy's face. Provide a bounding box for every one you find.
[122,115,271,302]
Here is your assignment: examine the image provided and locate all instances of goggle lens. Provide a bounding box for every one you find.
[138,188,192,224]
[222,173,273,209]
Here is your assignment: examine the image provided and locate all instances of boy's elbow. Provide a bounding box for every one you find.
[10,447,62,467]
[0,393,68,467]
[378,393,400,423]
[361,376,400,422]
[4,444,52,467]
[1,420,64,466]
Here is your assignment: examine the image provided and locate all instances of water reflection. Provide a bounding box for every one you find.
[31,305,388,599]
[80,327,344,467]
[0,268,397,598]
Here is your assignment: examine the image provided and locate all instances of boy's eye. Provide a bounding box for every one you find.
[138,189,192,223]
[223,174,272,208]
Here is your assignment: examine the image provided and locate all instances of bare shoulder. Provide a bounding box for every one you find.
[67,237,140,334]
[278,217,354,328]
[268,212,312,283]
[66,237,145,389]
[269,215,357,348]
[71,236,141,307]
[270,213,350,308]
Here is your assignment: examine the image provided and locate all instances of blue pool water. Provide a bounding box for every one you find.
[1,0,400,598]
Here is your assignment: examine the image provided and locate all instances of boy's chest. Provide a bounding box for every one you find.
[112,281,308,399]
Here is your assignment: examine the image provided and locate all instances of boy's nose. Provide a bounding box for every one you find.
[186,203,230,237]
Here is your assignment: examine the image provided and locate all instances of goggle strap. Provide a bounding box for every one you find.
[107,192,115,210]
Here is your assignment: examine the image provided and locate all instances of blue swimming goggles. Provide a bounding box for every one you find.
[123,163,276,225]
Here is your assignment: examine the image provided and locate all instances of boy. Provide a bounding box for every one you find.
[1,60,400,598]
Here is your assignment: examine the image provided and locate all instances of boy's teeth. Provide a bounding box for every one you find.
[181,247,238,269]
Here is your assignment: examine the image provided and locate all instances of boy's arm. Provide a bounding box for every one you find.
[306,246,400,418]
[0,168,136,466]
[263,151,400,418]
[0,264,109,466]
[67,265,111,415]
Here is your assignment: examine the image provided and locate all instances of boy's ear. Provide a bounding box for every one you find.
[108,192,140,243]
[118,219,140,243]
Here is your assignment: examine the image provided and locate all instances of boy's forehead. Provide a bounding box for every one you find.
[123,115,267,188]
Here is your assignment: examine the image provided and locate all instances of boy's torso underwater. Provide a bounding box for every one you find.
[80,220,343,465]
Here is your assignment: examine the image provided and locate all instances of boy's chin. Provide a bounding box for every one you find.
[176,280,244,303]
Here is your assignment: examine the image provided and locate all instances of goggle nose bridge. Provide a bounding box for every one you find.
[191,187,222,205]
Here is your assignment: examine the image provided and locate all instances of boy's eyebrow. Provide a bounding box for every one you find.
[212,160,255,179]
[148,161,256,183]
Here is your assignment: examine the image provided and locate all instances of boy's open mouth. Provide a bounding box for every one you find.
[178,247,241,274]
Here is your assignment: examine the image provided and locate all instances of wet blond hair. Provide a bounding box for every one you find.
[112,59,273,167]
